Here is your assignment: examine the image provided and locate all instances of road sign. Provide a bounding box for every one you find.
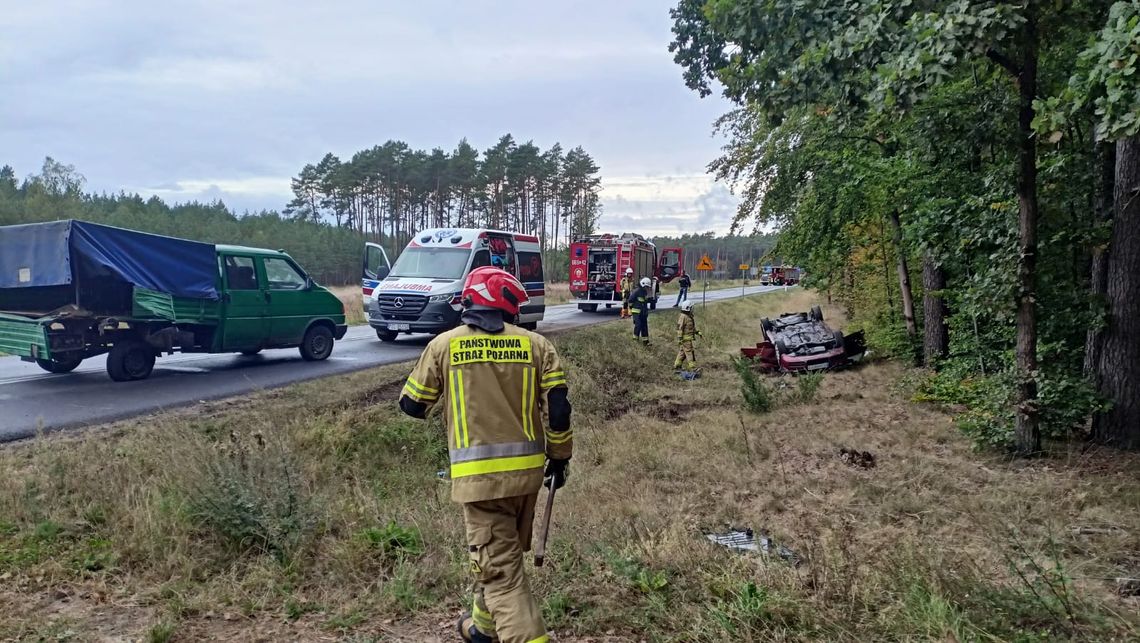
[739,264,749,271]
[696,255,714,270]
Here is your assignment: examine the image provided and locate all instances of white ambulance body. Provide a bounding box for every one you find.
[362,228,545,342]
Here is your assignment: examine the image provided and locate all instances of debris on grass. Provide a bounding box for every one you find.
[839,448,876,469]
[704,528,801,565]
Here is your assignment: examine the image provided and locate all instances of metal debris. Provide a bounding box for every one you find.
[704,528,801,565]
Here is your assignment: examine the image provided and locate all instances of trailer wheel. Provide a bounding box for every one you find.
[36,355,83,374]
[300,325,335,361]
[578,304,598,313]
[107,340,156,381]
[376,328,399,342]
[810,305,823,322]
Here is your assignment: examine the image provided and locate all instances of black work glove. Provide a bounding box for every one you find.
[544,458,569,490]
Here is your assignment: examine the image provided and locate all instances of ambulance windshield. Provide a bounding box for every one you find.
[390,247,471,280]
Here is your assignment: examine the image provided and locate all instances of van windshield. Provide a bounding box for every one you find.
[390,247,470,280]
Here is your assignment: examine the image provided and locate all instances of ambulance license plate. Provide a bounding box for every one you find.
[388,323,411,331]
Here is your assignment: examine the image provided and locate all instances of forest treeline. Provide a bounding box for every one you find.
[1,158,766,286]
[671,1,1140,450]
[286,135,603,256]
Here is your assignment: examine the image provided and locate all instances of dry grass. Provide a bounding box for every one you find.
[329,285,366,325]
[1,291,1138,641]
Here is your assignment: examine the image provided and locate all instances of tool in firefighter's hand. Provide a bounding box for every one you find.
[534,485,556,567]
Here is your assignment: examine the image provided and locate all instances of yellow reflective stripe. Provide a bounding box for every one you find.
[541,370,564,381]
[450,371,462,448]
[406,376,438,395]
[457,369,469,448]
[545,430,572,445]
[401,384,437,402]
[526,636,550,643]
[541,377,566,389]
[521,367,533,441]
[471,600,495,632]
[450,453,546,478]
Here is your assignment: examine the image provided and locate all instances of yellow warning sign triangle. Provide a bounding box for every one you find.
[696,255,715,271]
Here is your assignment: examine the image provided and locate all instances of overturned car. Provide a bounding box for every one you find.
[741,305,866,373]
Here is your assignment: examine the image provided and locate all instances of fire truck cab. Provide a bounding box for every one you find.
[569,233,683,312]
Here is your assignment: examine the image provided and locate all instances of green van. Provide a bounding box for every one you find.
[0,221,346,381]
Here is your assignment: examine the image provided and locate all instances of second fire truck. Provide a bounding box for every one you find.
[569,233,683,312]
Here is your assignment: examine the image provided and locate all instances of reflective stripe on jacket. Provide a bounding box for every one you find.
[402,323,572,503]
[677,312,696,341]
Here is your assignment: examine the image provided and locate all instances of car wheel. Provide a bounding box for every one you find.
[761,318,774,338]
[107,340,156,382]
[810,305,823,322]
[578,304,598,313]
[35,355,83,374]
[775,339,790,355]
[832,330,845,348]
[240,348,262,356]
[376,329,399,342]
[300,325,335,361]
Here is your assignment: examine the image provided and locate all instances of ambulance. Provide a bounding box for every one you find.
[362,228,546,342]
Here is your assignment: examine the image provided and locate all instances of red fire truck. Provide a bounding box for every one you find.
[569,233,683,312]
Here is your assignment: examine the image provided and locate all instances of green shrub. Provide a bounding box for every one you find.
[733,357,773,413]
[793,372,823,404]
[358,521,425,561]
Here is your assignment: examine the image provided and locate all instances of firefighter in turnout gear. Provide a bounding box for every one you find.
[674,299,701,375]
[619,267,634,319]
[399,267,572,643]
[631,277,652,345]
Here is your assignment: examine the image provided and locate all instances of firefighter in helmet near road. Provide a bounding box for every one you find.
[630,276,652,346]
[674,299,701,375]
[399,266,572,643]
[619,267,634,318]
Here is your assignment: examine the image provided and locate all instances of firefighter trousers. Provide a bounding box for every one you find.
[633,313,649,344]
[674,340,696,369]
[464,493,548,643]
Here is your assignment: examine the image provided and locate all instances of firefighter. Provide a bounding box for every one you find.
[399,266,572,643]
[630,276,651,345]
[619,267,634,318]
[674,299,701,373]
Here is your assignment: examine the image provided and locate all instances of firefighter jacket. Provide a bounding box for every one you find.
[400,322,573,504]
[620,276,633,300]
[629,286,650,314]
[677,312,696,342]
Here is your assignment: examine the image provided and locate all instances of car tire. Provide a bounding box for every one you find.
[810,305,823,322]
[376,329,399,342]
[300,325,335,361]
[240,348,262,356]
[578,304,598,313]
[35,355,83,374]
[761,318,774,338]
[832,330,845,348]
[107,340,156,382]
[775,339,790,355]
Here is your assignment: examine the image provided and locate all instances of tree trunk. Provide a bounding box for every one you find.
[922,253,948,366]
[1084,142,1116,385]
[888,210,918,342]
[1093,137,1140,449]
[1013,11,1040,456]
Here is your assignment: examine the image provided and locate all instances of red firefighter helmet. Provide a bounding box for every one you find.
[462,267,529,316]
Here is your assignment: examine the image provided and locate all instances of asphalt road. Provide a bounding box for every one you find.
[0,285,785,441]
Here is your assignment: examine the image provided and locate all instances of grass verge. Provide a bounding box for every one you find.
[1,291,1137,641]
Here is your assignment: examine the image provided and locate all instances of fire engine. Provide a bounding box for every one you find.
[569,233,683,312]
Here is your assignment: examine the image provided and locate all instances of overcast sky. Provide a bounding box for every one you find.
[1,1,739,235]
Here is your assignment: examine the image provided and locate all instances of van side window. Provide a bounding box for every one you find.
[518,251,543,282]
[263,257,307,290]
[471,250,491,269]
[224,256,259,290]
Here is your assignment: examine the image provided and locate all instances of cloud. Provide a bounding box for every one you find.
[599,175,739,236]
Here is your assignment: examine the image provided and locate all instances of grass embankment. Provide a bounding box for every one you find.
[1,292,1138,641]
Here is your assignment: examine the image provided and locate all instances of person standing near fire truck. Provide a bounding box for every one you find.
[630,277,651,345]
[399,266,572,643]
[619,267,634,318]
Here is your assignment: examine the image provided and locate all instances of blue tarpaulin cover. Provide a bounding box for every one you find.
[0,220,219,300]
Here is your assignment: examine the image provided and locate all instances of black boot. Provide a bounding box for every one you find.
[457,613,496,643]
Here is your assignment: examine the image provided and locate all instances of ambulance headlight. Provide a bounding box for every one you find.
[429,292,460,304]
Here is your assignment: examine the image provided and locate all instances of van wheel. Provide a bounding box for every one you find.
[107,340,156,381]
[36,355,83,374]
[376,329,399,342]
[300,325,335,361]
[578,304,598,313]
